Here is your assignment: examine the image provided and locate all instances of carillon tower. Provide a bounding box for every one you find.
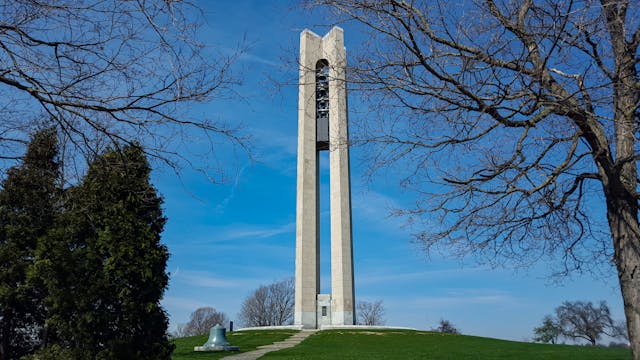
[294,26,355,329]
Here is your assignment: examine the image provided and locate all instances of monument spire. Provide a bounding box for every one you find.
[294,26,355,329]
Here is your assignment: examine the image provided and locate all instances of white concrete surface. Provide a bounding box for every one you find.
[294,27,355,329]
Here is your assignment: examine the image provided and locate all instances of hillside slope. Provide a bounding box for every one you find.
[261,329,631,360]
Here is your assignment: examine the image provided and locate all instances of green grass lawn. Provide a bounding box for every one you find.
[171,329,299,360]
[259,329,632,360]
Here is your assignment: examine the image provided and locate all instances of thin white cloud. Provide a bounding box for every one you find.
[350,188,411,238]
[352,188,402,218]
[215,162,250,214]
[173,269,243,289]
[218,45,281,68]
[162,296,209,312]
[238,52,280,67]
[251,126,298,170]
[170,221,296,246]
[215,221,295,241]
[408,289,516,308]
[357,267,484,286]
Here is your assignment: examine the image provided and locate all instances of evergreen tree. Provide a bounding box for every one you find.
[0,128,61,360]
[533,315,562,344]
[36,145,173,359]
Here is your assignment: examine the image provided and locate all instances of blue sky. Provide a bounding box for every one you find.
[155,0,625,342]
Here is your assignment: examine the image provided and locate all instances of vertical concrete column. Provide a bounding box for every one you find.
[324,27,355,326]
[295,26,354,329]
[294,29,322,329]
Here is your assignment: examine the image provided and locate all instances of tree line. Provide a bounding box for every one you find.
[0,129,172,360]
[533,300,628,346]
[176,278,389,336]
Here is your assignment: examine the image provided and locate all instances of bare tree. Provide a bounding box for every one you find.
[239,285,270,327]
[0,0,245,176]
[433,319,460,335]
[555,300,625,345]
[269,277,295,326]
[178,307,228,337]
[356,300,385,326]
[238,278,294,327]
[314,0,640,357]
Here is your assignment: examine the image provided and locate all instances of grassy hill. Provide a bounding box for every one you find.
[173,329,632,360]
[172,329,298,360]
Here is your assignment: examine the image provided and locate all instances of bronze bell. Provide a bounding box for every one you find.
[194,324,239,352]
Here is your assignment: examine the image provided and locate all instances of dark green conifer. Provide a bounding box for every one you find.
[37,145,173,359]
[0,128,61,360]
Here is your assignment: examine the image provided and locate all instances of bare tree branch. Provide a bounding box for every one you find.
[313,0,640,356]
[0,0,248,179]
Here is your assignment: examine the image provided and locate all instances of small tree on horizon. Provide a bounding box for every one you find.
[178,307,228,337]
[533,315,562,344]
[356,300,386,326]
[433,319,460,334]
[238,278,294,327]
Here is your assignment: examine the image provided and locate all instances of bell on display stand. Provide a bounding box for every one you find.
[193,324,239,352]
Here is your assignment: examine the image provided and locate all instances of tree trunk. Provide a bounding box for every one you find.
[607,191,640,359]
[602,1,639,355]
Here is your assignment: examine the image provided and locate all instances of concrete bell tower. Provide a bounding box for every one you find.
[294,26,355,329]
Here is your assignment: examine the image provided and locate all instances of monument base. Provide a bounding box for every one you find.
[294,310,318,329]
[330,310,354,326]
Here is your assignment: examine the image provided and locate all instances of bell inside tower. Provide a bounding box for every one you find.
[316,59,330,151]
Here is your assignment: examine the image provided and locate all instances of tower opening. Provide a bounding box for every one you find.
[319,151,331,294]
[316,59,330,151]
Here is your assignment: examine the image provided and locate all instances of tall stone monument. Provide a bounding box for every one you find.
[294,26,355,329]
